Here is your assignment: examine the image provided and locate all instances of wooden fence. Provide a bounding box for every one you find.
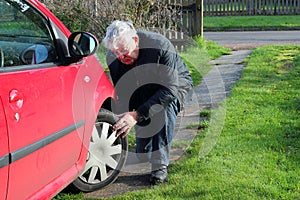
[202,0,300,16]
[180,0,300,35]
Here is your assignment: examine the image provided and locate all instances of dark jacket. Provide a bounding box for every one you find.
[107,30,193,120]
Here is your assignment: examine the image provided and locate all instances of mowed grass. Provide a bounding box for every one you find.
[81,45,300,200]
[56,44,300,200]
[204,15,300,30]
[180,37,231,86]
[56,13,300,198]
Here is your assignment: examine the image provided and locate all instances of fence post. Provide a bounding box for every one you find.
[195,0,203,36]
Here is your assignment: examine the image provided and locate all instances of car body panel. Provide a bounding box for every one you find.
[74,56,116,168]
[0,97,9,200]
[0,0,116,199]
[1,65,84,199]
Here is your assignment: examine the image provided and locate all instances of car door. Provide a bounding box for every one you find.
[1,65,86,199]
[0,1,86,199]
[0,97,9,200]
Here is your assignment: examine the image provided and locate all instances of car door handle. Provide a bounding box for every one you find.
[9,89,24,109]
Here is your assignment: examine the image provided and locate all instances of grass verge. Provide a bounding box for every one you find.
[87,45,300,200]
[180,37,231,86]
[204,15,300,31]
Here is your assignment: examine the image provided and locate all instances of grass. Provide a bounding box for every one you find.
[199,109,211,118]
[56,16,300,199]
[88,45,299,200]
[57,44,300,200]
[180,37,231,86]
[204,15,300,31]
[185,110,212,130]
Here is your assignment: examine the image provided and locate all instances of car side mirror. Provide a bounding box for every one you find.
[68,32,98,57]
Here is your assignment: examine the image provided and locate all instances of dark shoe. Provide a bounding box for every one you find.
[150,165,168,185]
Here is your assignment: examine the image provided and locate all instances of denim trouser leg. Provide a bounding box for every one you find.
[135,99,179,166]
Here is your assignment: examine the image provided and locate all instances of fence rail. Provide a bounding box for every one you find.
[201,0,300,16]
[180,0,300,36]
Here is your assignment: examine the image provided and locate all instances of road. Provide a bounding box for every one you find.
[203,30,300,49]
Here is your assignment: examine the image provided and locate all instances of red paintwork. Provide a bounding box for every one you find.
[0,97,9,200]
[0,0,115,199]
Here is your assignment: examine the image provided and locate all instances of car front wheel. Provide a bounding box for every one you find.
[72,109,128,192]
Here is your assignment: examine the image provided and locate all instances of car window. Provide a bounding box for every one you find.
[0,0,57,67]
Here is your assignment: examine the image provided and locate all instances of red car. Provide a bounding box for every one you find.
[0,0,127,199]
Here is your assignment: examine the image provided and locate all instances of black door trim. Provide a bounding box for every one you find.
[0,120,85,168]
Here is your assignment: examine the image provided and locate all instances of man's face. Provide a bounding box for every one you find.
[112,37,139,65]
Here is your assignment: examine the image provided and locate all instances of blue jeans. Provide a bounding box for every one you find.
[135,99,179,166]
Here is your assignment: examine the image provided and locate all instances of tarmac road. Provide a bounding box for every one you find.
[203,30,300,49]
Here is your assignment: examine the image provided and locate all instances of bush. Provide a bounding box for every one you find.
[41,0,181,40]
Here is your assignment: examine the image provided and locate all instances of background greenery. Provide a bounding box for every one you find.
[204,15,300,31]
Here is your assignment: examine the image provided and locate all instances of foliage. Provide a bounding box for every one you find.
[43,0,125,39]
[195,36,231,60]
[123,0,181,31]
[41,0,181,40]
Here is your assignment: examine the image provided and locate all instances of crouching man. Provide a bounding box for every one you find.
[102,20,193,184]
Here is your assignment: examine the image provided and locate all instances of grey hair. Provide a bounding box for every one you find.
[102,20,137,50]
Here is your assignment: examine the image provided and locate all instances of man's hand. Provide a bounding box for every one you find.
[113,111,139,138]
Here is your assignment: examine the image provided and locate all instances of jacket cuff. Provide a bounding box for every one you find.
[136,107,149,122]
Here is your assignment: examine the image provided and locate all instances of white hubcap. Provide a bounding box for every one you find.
[79,122,122,183]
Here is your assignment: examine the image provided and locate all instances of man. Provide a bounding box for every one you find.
[102,20,193,184]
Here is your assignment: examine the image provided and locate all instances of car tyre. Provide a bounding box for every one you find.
[72,109,128,192]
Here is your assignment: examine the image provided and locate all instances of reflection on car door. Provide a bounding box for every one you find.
[0,97,9,200]
[0,65,86,199]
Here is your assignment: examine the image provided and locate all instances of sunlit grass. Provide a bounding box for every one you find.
[180,37,231,86]
[204,15,300,30]
[55,15,300,199]
[93,45,300,200]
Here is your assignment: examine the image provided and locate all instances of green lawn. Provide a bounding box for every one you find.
[56,44,300,200]
[204,15,300,30]
[95,45,300,200]
[55,15,300,199]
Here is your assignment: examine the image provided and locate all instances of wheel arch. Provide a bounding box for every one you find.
[100,97,116,112]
